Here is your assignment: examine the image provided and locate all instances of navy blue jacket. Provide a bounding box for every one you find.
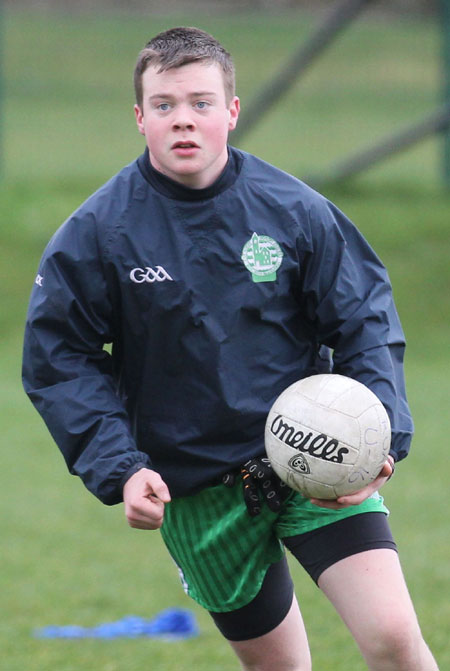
[22,146,413,504]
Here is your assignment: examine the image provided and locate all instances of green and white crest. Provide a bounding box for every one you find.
[241,232,283,283]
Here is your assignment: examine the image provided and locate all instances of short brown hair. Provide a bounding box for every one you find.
[134,27,236,109]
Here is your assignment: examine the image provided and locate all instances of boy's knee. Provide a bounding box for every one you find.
[364,618,426,670]
[241,661,310,671]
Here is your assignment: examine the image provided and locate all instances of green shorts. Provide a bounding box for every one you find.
[160,480,388,612]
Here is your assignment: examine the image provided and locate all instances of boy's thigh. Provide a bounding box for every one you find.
[209,555,295,641]
[283,511,397,584]
[226,594,312,671]
[160,481,391,614]
[318,547,430,669]
[211,510,396,642]
[160,481,285,612]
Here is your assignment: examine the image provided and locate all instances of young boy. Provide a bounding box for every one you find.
[22,27,438,670]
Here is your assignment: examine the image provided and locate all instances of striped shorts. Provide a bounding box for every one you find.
[160,478,388,612]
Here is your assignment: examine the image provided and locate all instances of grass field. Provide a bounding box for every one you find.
[1,8,449,670]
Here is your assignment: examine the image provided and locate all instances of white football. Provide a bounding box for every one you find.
[265,374,391,499]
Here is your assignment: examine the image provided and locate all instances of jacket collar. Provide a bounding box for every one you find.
[137,146,243,201]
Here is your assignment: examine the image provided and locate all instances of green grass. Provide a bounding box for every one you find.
[1,8,449,670]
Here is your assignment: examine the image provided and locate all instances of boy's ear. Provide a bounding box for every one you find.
[134,104,145,135]
[228,97,240,132]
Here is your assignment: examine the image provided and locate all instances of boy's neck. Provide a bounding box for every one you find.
[138,146,243,201]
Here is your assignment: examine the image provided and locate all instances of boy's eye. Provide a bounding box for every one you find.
[158,103,171,111]
[195,101,209,110]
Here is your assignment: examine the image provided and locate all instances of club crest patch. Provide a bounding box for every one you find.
[241,232,283,283]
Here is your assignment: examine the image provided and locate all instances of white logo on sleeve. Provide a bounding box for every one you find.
[130,266,173,283]
[35,274,44,287]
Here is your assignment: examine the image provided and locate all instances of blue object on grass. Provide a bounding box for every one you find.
[34,608,199,640]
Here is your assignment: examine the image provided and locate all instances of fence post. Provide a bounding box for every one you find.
[303,104,450,189]
[232,0,375,145]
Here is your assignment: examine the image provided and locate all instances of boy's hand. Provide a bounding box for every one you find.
[309,457,394,510]
[123,468,171,530]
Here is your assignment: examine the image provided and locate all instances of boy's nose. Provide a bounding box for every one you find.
[172,106,196,131]
[173,119,196,131]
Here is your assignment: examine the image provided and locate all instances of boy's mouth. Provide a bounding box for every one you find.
[172,141,200,149]
[171,141,200,157]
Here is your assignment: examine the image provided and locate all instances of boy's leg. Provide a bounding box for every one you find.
[283,513,438,671]
[318,549,439,671]
[228,596,311,671]
[162,482,312,670]
[209,556,311,671]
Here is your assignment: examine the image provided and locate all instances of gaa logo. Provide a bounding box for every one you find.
[288,454,310,474]
[130,266,173,283]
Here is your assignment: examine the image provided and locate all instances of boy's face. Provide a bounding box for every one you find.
[135,62,240,189]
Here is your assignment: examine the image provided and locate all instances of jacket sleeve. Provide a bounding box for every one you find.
[299,198,413,462]
[22,212,152,505]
